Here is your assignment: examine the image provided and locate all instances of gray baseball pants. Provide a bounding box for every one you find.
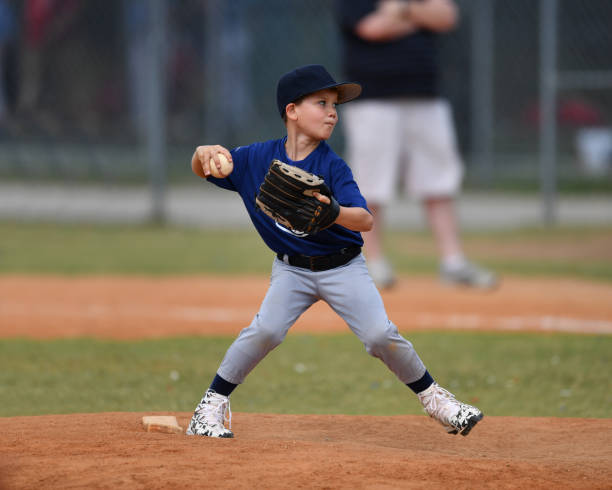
[217,254,427,385]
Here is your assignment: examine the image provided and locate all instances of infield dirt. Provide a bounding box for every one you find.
[1,275,611,489]
[1,275,611,338]
[1,412,610,489]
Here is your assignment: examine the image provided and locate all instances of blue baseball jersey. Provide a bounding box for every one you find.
[206,137,368,256]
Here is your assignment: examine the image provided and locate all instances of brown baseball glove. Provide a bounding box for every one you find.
[255,159,340,235]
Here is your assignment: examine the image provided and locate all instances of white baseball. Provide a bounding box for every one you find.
[208,153,233,178]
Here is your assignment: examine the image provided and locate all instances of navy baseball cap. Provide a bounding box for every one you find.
[276,64,362,117]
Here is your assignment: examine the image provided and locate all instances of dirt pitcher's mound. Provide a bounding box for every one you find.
[1,413,610,489]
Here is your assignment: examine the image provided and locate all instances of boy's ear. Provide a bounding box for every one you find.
[285,103,298,121]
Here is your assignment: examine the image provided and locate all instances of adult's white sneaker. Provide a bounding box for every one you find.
[440,261,498,290]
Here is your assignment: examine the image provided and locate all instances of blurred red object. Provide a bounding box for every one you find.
[524,98,605,127]
[24,0,80,47]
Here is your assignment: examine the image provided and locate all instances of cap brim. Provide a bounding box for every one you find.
[336,82,362,104]
[305,81,362,105]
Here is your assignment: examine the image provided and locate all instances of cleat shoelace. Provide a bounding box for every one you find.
[418,384,463,430]
[194,391,232,430]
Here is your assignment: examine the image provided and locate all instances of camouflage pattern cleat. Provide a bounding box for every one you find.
[186,389,234,438]
[418,382,483,436]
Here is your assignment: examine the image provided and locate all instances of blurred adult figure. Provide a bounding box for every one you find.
[335,0,497,289]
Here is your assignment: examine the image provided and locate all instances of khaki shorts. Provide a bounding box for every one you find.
[342,98,463,203]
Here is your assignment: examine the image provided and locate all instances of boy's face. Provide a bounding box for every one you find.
[292,88,339,141]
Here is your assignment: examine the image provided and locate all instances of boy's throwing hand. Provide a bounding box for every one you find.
[191,145,234,179]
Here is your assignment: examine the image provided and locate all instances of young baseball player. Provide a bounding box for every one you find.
[187,64,483,438]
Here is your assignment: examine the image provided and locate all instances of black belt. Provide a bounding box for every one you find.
[277,246,361,272]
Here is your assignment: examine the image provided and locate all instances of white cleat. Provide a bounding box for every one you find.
[440,261,498,290]
[186,389,234,438]
[418,382,483,436]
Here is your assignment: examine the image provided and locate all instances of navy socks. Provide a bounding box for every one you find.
[210,371,433,398]
[406,370,434,394]
[209,374,237,397]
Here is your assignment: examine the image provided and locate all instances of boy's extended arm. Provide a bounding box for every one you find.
[336,205,374,232]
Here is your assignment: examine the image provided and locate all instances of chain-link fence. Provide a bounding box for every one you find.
[0,0,611,217]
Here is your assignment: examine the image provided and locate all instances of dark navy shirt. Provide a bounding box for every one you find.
[335,0,439,98]
[207,137,368,256]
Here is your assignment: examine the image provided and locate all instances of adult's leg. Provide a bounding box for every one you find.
[425,195,497,288]
[424,196,463,265]
[404,100,497,288]
[361,203,384,261]
[403,99,463,262]
[343,101,402,288]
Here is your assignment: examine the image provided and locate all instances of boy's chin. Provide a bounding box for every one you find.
[304,127,334,141]
[320,129,334,140]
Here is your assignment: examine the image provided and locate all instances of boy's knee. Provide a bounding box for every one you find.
[250,317,287,349]
[362,324,394,356]
[362,321,411,358]
[259,327,285,348]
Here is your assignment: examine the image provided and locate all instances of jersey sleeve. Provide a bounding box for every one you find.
[205,146,249,192]
[329,158,369,212]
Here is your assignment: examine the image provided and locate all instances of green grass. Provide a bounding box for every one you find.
[1,222,610,420]
[1,332,610,418]
[1,221,612,281]
[0,222,272,275]
[385,227,612,282]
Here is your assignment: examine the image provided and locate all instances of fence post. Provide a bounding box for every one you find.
[470,0,494,185]
[539,0,558,225]
[146,0,168,223]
